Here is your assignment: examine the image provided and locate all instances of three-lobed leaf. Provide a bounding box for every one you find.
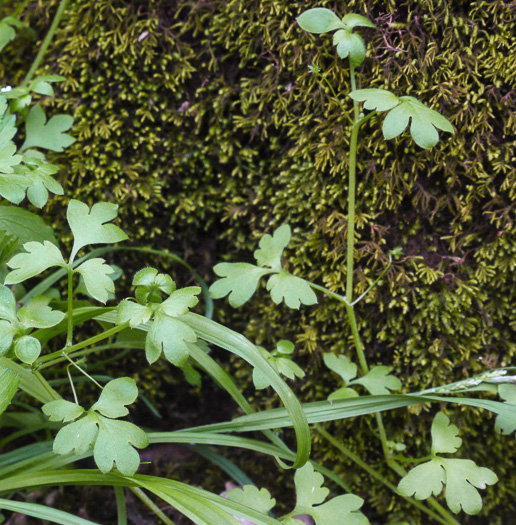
[266,272,317,309]
[21,105,75,152]
[210,263,271,308]
[254,224,290,269]
[5,240,65,284]
[75,258,115,303]
[354,366,402,396]
[67,200,128,262]
[91,377,138,418]
[226,485,276,516]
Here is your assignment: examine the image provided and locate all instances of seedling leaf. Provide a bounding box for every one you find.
[349,89,400,112]
[14,335,41,364]
[0,364,19,415]
[92,377,138,418]
[75,258,115,303]
[266,272,317,309]
[431,412,462,454]
[254,224,291,269]
[210,263,271,307]
[342,13,376,29]
[21,105,75,152]
[42,399,85,422]
[18,296,65,329]
[354,366,402,395]
[117,300,153,328]
[226,485,276,515]
[323,353,357,383]
[333,30,366,66]
[382,96,454,149]
[159,286,201,317]
[297,8,346,34]
[67,200,128,262]
[145,314,197,366]
[5,240,66,284]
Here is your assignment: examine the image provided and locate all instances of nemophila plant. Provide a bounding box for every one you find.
[0,2,514,525]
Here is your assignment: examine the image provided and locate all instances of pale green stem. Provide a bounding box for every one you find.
[114,486,127,525]
[308,282,349,305]
[130,487,175,525]
[316,425,457,525]
[22,0,69,86]
[37,322,129,365]
[65,265,74,348]
[66,364,78,404]
[62,352,103,390]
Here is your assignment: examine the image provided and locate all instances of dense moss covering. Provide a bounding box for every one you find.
[2,0,515,522]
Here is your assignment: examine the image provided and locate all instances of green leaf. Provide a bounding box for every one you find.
[323,353,357,384]
[133,267,175,303]
[17,295,65,329]
[210,263,271,307]
[67,200,128,262]
[328,386,359,401]
[290,463,368,525]
[117,299,153,328]
[0,283,16,322]
[333,30,366,66]
[431,412,462,454]
[398,412,498,515]
[0,364,19,415]
[22,155,63,208]
[354,366,402,395]
[159,286,201,317]
[397,460,445,500]
[93,416,148,475]
[42,399,85,422]
[92,377,138,418]
[349,89,400,112]
[495,384,516,435]
[0,320,16,356]
[0,171,28,204]
[14,335,41,364]
[5,240,66,284]
[226,486,276,515]
[145,314,197,366]
[276,340,294,355]
[440,458,498,514]
[252,344,305,390]
[28,75,66,97]
[0,205,57,245]
[75,258,115,303]
[21,105,75,152]
[342,13,376,29]
[266,272,317,309]
[0,112,17,147]
[382,96,455,149]
[297,8,346,34]
[52,412,99,455]
[0,17,18,51]
[0,143,22,174]
[254,224,291,269]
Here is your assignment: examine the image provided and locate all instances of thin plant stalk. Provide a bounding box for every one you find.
[130,487,175,525]
[21,0,69,86]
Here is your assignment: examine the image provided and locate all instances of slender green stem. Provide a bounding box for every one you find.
[315,425,453,525]
[66,364,78,404]
[21,0,69,86]
[37,322,130,365]
[130,487,175,525]
[346,123,360,304]
[65,266,74,348]
[351,258,391,306]
[62,352,103,389]
[344,305,368,373]
[114,486,128,525]
[349,65,359,121]
[308,282,349,305]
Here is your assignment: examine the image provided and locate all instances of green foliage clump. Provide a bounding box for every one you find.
[2,0,514,521]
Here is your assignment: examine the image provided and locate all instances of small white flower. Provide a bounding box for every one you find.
[1,86,12,93]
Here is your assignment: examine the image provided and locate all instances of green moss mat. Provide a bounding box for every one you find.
[1,0,514,522]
